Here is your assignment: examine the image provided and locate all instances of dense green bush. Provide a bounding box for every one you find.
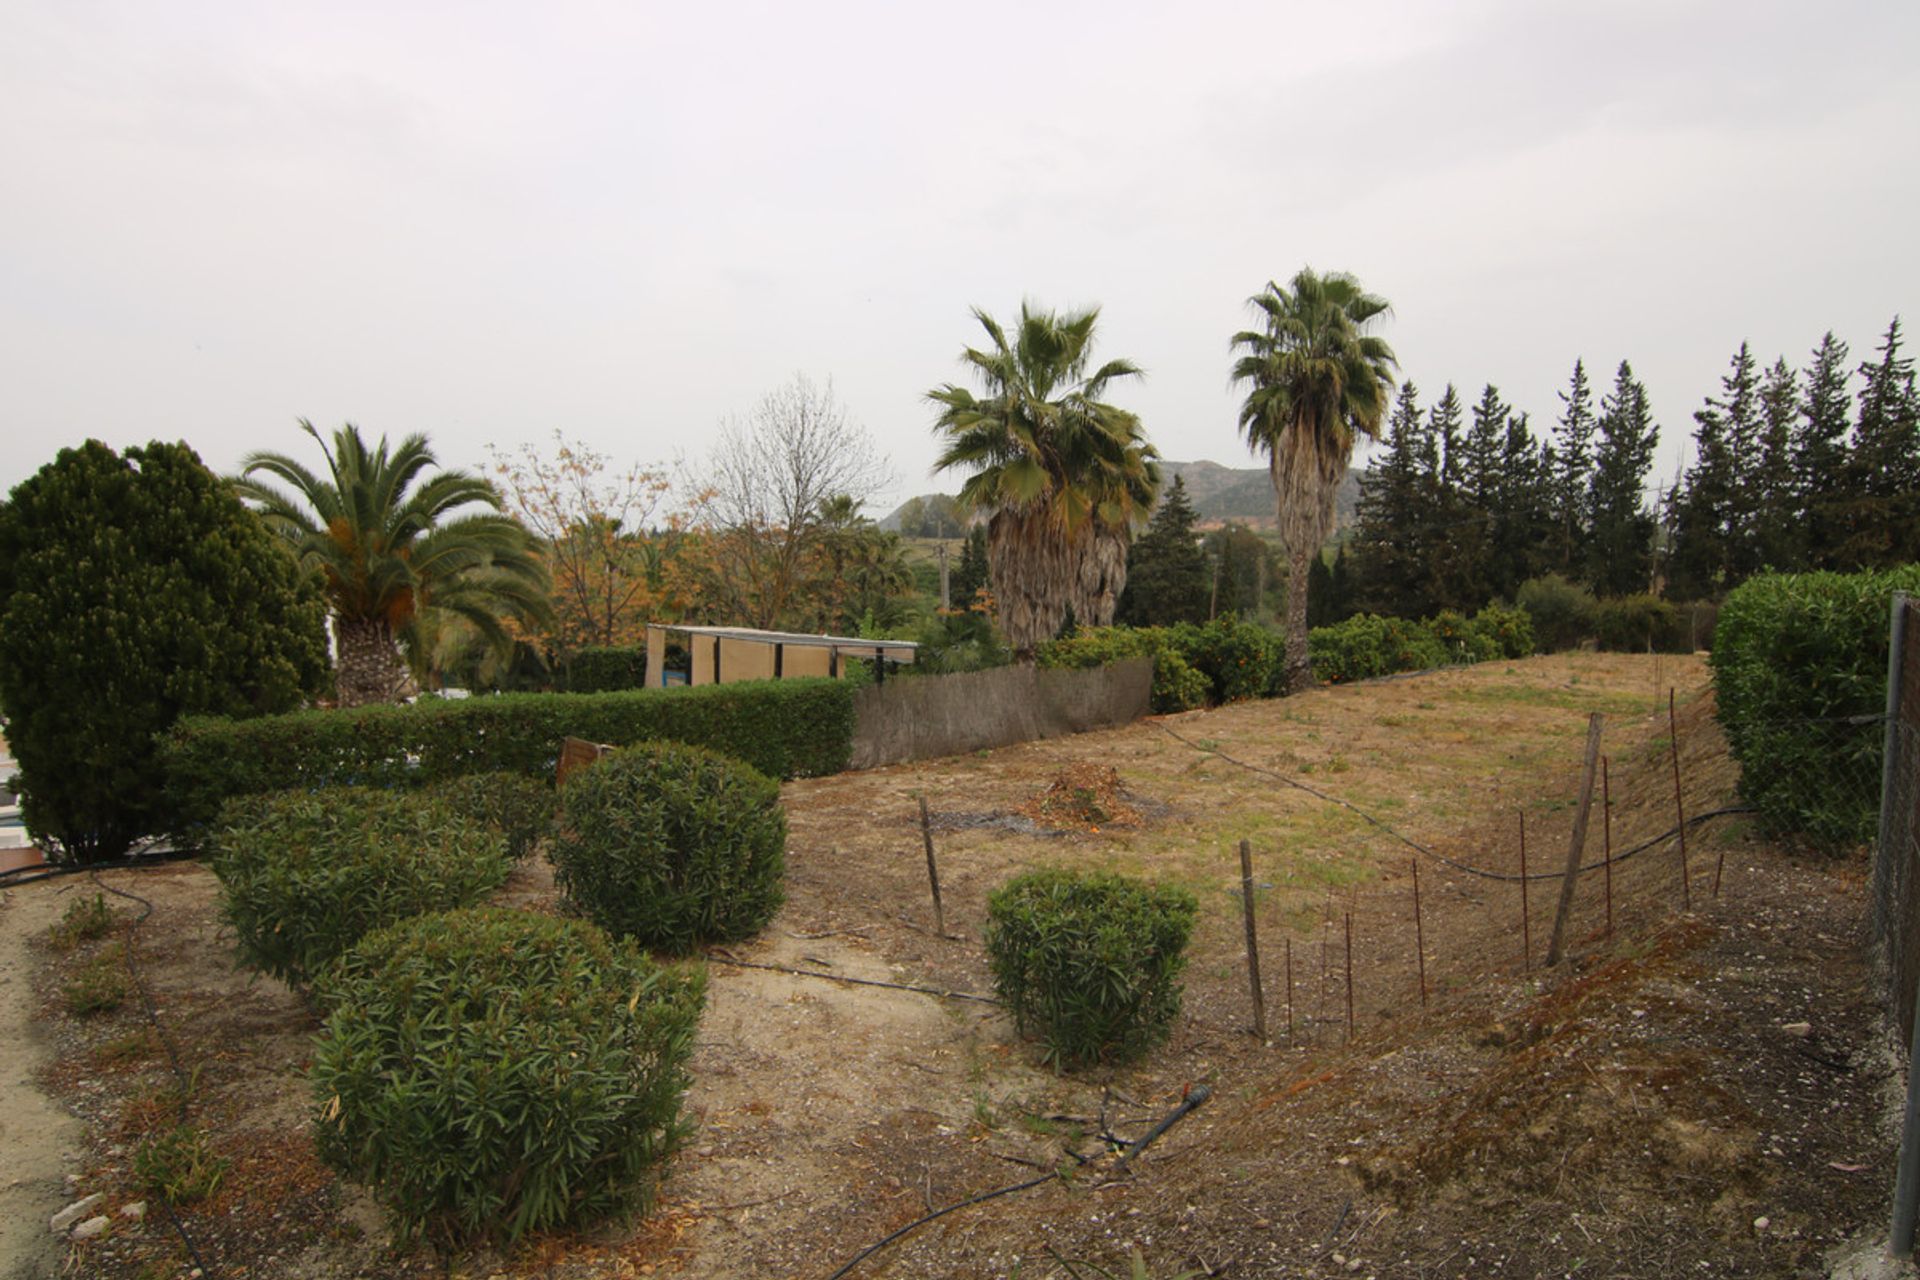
[1039,626,1210,713]
[165,676,852,844]
[1169,618,1283,704]
[0,441,328,861]
[985,869,1197,1069]
[1516,574,1598,652]
[1427,610,1497,665]
[212,788,511,988]
[564,645,649,692]
[1711,567,1920,845]
[420,771,555,861]
[311,907,704,1245]
[1594,593,1684,652]
[551,742,787,953]
[1308,614,1448,683]
[1468,602,1536,659]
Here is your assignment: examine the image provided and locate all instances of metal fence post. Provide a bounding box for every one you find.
[1880,592,1918,1257]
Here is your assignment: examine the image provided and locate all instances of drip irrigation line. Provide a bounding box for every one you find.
[86,870,218,1280]
[1152,720,1754,884]
[704,952,1000,1005]
[821,1085,1211,1280]
[0,847,197,889]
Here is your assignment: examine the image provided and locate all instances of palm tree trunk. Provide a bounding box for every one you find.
[989,506,1076,662]
[1284,543,1312,692]
[333,616,411,707]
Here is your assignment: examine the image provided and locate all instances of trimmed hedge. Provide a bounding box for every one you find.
[311,907,704,1245]
[551,742,787,953]
[212,787,512,989]
[564,645,649,692]
[985,869,1197,1069]
[164,677,852,841]
[1711,567,1920,845]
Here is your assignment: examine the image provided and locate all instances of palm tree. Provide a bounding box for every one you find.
[929,303,1160,660]
[1231,269,1398,692]
[235,421,550,707]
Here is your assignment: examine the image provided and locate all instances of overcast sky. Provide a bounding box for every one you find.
[4,1,1916,514]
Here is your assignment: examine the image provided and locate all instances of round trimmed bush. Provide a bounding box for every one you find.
[551,741,786,952]
[985,868,1198,1069]
[212,787,511,988]
[311,907,704,1245]
[420,770,555,861]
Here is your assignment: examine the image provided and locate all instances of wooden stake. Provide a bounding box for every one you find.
[1546,713,1606,967]
[1602,756,1614,938]
[1518,811,1532,972]
[1238,840,1268,1041]
[1344,911,1355,1044]
[1669,688,1691,909]
[1412,857,1428,1006]
[917,795,945,938]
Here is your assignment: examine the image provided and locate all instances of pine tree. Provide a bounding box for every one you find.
[1668,343,1754,598]
[1794,332,1853,569]
[1835,317,1920,567]
[1551,360,1597,575]
[1587,361,1660,596]
[1423,386,1479,613]
[1752,358,1802,572]
[1451,385,1507,606]
[1348,382,1430,615]
[951,524,991,608]
[1490,411,1554,601]
[1118,475,1210,625]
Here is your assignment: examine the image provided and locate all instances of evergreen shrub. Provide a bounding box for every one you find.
[565,645,649,692]
[165,676,853,843]
[212,787,511,988]
[0,440,328,861]
[420,771,555,862]
[1468,603,1536,659]
[985,869,1197,1069]
[1711,567,1920,845]
[1516,575,1598,652]
[1307,614,1448,683]
[551,742,787,953]
[1168,618,1283,703]
[1427,610,1497,664]
[311,907,704,1245]
[1594,594,1684,652]
[1039,626,1211,712]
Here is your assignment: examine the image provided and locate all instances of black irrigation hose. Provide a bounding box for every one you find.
[85,870,219,1280]
[705,951,1000,1005]
[821,1085,1212,1280]
[0,847,197,889]
[1153,719,1756,884]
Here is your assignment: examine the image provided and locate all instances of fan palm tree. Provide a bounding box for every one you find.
[929,303,1160,660]
[1231,268,1398,692]
[235,421,550,707]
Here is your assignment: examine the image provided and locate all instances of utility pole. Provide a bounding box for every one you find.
[938,544,950,611]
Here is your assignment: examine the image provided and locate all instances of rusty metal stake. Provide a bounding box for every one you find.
[1344,912,1355,1044]
[1602,756,1614,938]
[1412,858,1427,1006]
[918,794,945,938]
[1669,688,1691,909]
[1239,840,1267,1041]
[1518,811,1531,972]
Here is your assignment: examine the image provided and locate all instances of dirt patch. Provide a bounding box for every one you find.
[1015,764,1147,833]
[11,652,1909,1277]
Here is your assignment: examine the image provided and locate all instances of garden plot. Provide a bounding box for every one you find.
[8,650,1899,1279]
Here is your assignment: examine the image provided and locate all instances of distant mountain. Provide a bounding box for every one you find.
[882,461,1362,532]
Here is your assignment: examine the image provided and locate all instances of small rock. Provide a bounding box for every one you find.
[1754,1216,1771,1231]
[1333,1254,1347,1266]
[50,1194,104,1233]
[1782,1022,1812,1037]
[72,1215,110,1241]
[1346,1261,1363,1273]
[120,1201,146,1221]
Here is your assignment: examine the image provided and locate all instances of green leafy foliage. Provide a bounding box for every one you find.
[311,907,704,1246]
[1711,567,1920,845]
[0,440,328,861]
[985,869,1197,1069]
[212,788,511,989]
[1307,614,1448,683]
[133,1125,229,1205]
[1469,602,1537,659]
[1516,574,1599,652]
[1171,618,1283,703]
[1593,594,1685,653]
[551,742,787,953]
[164,677,852,843]
[419,771,555,862]
[564,645,649,692]
[49,893,116,950]
[1039,627,1210,713]
[1426,610,1497,665]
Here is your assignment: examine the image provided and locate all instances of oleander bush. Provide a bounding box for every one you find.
[551,742,787,953]
[985,869,1197,1069]
[420,771,555,862]
[212,787,511,988]
[311,907,704,1245]
[165,676,853,844]
[1711,566,1920,846]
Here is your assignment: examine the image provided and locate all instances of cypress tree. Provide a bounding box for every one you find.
[1836,317,1920,567]
[1490,411,1554,601]
[1752,358,1802,572]
[1669,343,1753,598]
[1423,386,1479,613]
[1794,332,1853,569]
[1551,360,1597,575]
[1118,475,1210,625]
[1349,382,1429,616]
[1587,361,1660,596]
[951,525,991,608]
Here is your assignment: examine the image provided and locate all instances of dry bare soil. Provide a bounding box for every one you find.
[6,652,1904,1279]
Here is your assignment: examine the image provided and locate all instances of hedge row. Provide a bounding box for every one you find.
[1309,603,1535,684]
[1039,618,1280,713]
[563,645,649,693]
[1711,566,1920,846]
[1515,574,1715,654]
[163,677,853,840]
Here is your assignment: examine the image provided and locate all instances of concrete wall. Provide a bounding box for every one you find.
[849,659,1152,770]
